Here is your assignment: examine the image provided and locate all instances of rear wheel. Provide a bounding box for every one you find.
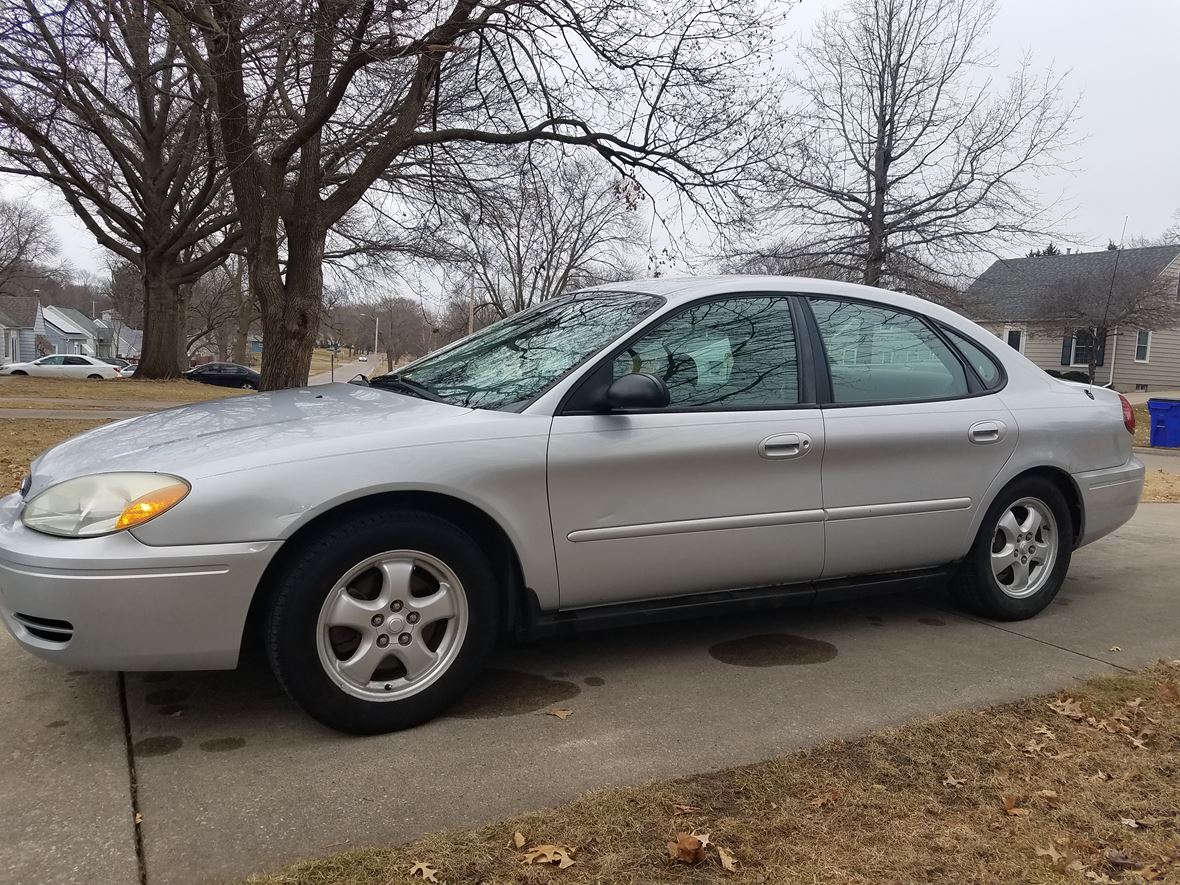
[951,476,1072,620]
[265,509,499,734]
[240,382,256,390]
[87,373,103,379]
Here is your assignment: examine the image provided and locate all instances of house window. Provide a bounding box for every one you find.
[1135,330,1152,363]
[1071,329,1094,367]
[1004,328,1024,353]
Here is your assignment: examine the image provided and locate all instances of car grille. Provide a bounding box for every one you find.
[13,612,74,644]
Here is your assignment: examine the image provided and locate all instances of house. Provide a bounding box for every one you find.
[42,305,100,356]
[0,295,47,364]
[965,245,1180,392]
[93,311,143,359]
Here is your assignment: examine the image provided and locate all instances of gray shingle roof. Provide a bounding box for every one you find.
[965,245,1180,321]
[0,306,15,327]
[0,295,39,328]
[55,307,98,337]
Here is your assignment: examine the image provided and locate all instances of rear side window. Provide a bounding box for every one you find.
[942,327,1003,389]
[64,356,89,366]
[809,298,969,404]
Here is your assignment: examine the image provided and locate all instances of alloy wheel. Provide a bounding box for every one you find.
[990,497,1058,599]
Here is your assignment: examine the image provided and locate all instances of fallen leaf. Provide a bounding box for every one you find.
[1089,770,1111,782]
[1120,817,1141,828]
[810,789,841,808]
[1107,850,1144,868]
[1033,725,1057,739]
[672,804,701,815]
[1127,732,1150,750]
[1134,864,1167,881]
[692,831,712,849]
[1035,843,1064,864]
[667,833,706,864]
[1066,860,1085,873]
[1001,795,1028,816]
[1023,739,1047,756]
[511,831,526,849]
[1085,872,1115,884]
[1036,789,1059,802]
[408,861,440,883]
[1109,646,1122,652]
[1049,697,1086,720]
[1156,681,1180,704]
[523,845,576,869]
[717,845,739,872]
[546,708,573,720]
[134,812,143,825]
[943,774,967,787]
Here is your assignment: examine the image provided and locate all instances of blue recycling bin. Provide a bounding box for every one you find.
[1147,399,1180,448]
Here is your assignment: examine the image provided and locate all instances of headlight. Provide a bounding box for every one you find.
[22,472,190,538]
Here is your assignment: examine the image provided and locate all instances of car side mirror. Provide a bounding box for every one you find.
[604,372,671,410]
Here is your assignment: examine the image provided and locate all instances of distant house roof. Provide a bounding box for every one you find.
[43,305,93,339]
[0,305,15,328]
[55,307,99,337]
[966,244,1180,321]
[119,328,143,353]
[0,295,40,328]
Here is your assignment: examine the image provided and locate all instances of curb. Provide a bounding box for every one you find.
[1135,446,1180,458]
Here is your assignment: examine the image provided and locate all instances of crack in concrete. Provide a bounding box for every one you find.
[117,672,150,885]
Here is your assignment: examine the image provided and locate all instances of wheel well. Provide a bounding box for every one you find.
[242,491,526,654]
[1013,466,1083,545]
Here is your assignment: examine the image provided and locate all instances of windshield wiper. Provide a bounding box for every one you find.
[368,373,447,403]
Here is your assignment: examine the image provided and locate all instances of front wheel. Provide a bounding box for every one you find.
[10,370,27,375]
[87,373,103,379]
[265,509,499,734]
[240,382,256,390]
[951,476,1072,620]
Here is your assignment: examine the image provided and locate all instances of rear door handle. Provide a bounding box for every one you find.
[968,420,1006,444]
[758,432,812,460]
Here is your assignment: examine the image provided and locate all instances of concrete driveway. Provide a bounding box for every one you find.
[4,505,1179,885]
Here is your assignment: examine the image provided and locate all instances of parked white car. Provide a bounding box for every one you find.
[0,354,122,379]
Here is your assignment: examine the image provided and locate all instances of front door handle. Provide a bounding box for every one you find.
[758,432,812,460]
[968,420,1006,445]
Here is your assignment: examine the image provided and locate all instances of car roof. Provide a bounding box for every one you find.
[581,275,970,328]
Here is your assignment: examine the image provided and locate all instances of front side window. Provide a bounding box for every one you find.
[36,355,65,365]
[810,298,969,403]
[384,292,663,411]
[611,296,799,409]
[1135,330,1151,362]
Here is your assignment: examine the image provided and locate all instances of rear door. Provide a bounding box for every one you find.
[63,355,93,377]
[807,297,1017,578]
[547,294,825,608]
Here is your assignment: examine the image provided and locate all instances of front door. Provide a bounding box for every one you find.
[29,355,66,377]
[547,294,825,609]
[807,297,1018,578]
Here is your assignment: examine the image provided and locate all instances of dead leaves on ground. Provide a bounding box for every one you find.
[407,861,440,883]
[666,830,739,872]
[523,844,577,869]
[546,708,573,720]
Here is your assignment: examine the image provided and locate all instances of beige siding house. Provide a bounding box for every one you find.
[965,245,1180,393]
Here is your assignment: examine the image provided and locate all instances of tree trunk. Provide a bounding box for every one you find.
[231,258,251,365]
[256,225,324,390]
[176,283,190,369]
[135,264,185,379]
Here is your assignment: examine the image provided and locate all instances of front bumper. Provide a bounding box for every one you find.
[0,493,280,670]
[1074,456,1145,547]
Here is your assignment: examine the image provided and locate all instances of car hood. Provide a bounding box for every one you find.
[28,383,473,493]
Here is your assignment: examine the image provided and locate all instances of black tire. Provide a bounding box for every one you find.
[265,509,499,734]
[951,475,1072,620]
[87,373,103,379]
[11,370,27,375]
[241,382,256,390]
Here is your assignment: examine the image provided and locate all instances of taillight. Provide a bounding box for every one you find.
[1118,394,1135,434]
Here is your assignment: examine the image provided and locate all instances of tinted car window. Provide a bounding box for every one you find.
[64,356,89,366]
[810,298,968,403]
[942,327,1003,389]
[612,296,799,409]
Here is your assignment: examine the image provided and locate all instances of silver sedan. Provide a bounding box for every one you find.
[0,277,1144,733]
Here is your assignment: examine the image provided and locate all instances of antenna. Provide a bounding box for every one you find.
[1090,215,1130,396]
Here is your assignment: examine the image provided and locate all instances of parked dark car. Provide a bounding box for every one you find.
[185,362,261,390]
[99,357,132,370]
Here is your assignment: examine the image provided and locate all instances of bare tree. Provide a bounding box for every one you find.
[152,0,783,389]
[0,0,238,377]
[0,198,57,295]
[441,150,645,318]
[751,0,1075,287]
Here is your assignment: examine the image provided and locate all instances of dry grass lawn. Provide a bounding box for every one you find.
[1142,469,1180,503]
[1,418,111,494]
[1134,405,1151,448]
[0,376,247,403]
[242,664,1180,885]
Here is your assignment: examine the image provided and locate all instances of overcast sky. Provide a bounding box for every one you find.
[4,0,1178,276]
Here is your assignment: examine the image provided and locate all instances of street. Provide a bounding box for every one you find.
[3,504,1178,885]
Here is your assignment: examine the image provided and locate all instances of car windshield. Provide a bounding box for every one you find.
[371,291,662,411]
